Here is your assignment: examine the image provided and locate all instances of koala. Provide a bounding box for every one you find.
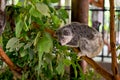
[56,22,104,58]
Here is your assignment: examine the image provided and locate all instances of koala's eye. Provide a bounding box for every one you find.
[63,30,70,36]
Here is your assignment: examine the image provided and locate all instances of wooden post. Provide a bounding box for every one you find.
[109,0,120,79]
[72,0,88,24]
[71,0,89,78]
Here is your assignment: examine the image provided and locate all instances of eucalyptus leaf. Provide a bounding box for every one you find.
[15,20,23,38]
[0,36,3,47]
[16,43,24,51]
[49,62,53,72]
[20,50,27,57]
[23,20,29,31]
[23,15,28,31]
[37,32,53,69]
[52,15,61,27]
[28,15,31,25]
[36,3,50,17]
[118,54,120,61]
[63,58,71,66]
[116,45,120,51]
[6,37,25,52]
[24,42,32,50]
[56,61,64,75]
[29,7,41,18]
[58,9,68,19]
[6,37,19,49]
[72,63,78,78]
[28,48,34,60]
[57,9,68,23]
[34,31,41,46]
[37,32,53,53]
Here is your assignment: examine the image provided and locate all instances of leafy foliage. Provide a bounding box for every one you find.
[0,0,101,80]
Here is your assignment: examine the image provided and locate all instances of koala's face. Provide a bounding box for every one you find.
[56,27,73,45]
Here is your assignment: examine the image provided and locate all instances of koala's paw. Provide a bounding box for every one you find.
[77,52,87,59]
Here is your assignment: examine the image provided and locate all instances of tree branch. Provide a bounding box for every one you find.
[0,47,22,79]
[81,56,113,80]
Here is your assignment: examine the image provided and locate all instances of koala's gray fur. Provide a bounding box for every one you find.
[56,22,104,58]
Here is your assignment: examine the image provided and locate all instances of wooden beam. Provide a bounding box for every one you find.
[109,0,120,79]
[72,0,89,24]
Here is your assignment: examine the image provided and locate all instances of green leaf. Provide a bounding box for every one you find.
[6,37,19,49]
[34,31,41,46]
[57,9,68,23]
[37,32,53,69]
[0,36,3,47]
[29,7,41,18]
[56,61,64,75]
[118,53,120,60]
[24,42,32,50]
[37,32,53,53]
[116,45,120,51]
[63,58,71,66]
[28,48,34,60]
[16,43,24,51]
[23,16,29,31]
[58,9,68,19]
[52,15,61,27]
[15,20,23,38]
[6,37,24,52]
[20,50,27,57]
[36,3,50,17]
[28,15,31,25]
